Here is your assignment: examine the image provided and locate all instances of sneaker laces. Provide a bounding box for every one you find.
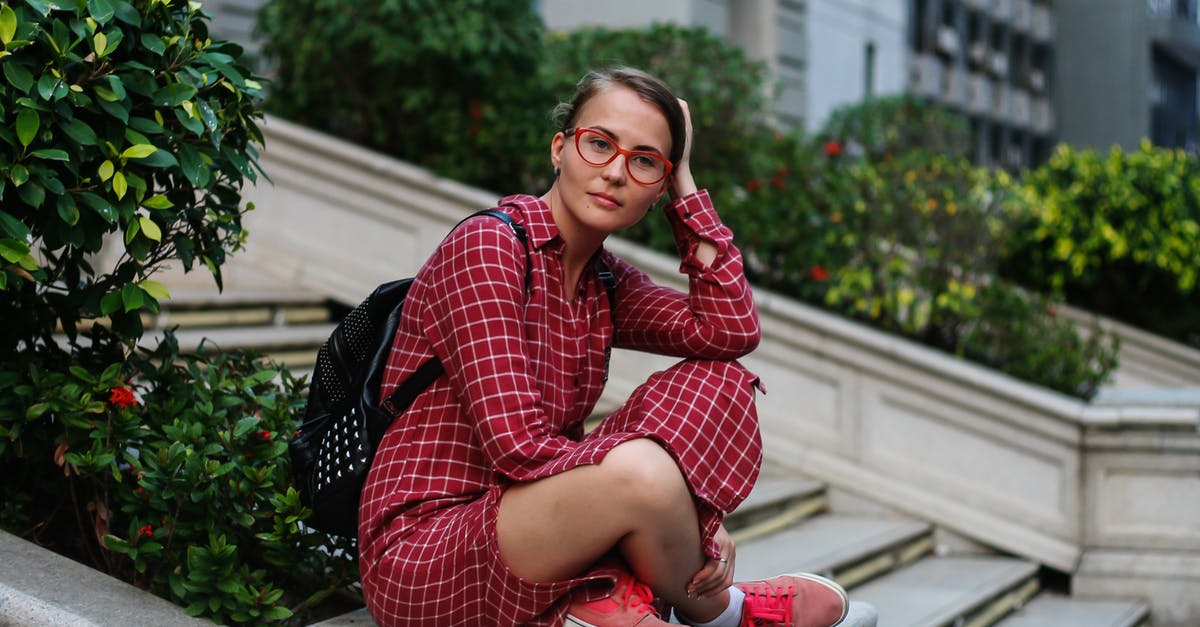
[616,576,656,616]
[741,582,794,625]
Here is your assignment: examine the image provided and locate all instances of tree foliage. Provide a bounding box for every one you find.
[256,0,550,194]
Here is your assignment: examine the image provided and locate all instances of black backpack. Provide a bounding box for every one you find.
[290,209,616,537]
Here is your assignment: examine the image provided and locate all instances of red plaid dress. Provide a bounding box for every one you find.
[359,190,763,626]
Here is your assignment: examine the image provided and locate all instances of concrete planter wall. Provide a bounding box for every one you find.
[229,116,1199,624]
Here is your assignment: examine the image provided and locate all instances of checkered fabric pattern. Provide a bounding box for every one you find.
[359,191,763,626]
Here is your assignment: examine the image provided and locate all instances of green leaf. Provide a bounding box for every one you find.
[138,216,161,242]
[79,193,117,223]
[0,5,16,46]
[93,32,108,56]
[140,279,169,300]
[0,211,31,240]
[102,534,131,554]
[88,0,116,25]
[60,118,100,145]
[100,290,122,315]
[140,33,165,55]
[23,0,53,18]
[57,195,80,226]
[9,164,29,186]
[178,144,208,187]
[0,238,30,263]
[120,144,157,159]
[17,182,44,208]
[154,82,197,107]
[16,109,39,147]
[123,215,140,244]
[30,148,70,161]
[112,171,127,199]
[121,282,144,312]
[142,194,173,209]
[3,62,34,93]
[98,160,114,182]
[133,149,178,168]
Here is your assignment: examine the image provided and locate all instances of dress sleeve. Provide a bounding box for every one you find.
[611,189,761,359]
[419,216,585,481]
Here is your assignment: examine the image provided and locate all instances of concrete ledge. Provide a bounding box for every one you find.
[0,530,206,626]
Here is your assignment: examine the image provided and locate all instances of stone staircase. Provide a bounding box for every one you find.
[144,290,1153,627]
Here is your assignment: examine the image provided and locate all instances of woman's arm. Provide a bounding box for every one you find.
[419,216,583,481]
[610,189,761,359]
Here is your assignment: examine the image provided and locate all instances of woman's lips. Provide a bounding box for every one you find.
[589,192,621,209]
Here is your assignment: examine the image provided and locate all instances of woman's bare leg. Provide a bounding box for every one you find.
[496,437,729,622]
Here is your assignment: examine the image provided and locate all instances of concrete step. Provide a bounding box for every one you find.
[849,555,1039,627]
[147,288,333,330]
[142,323,334,370]
[995,594,1150,627]
[736,514,933,588]
[727,475,827,543]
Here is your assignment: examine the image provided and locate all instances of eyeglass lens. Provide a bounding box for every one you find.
[574,128,670,185]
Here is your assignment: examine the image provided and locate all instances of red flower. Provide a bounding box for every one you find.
[467,100,485,120]
[771,175,786,190]
[138,524,153,538]
[809,265,830,282]
[108,385,136,409]
[823,140,842,157]
[744,179,763,192]
[257,429,272,440]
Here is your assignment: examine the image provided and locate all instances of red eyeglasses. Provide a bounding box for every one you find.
[565,127,673,186]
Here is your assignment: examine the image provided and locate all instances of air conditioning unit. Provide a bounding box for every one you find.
[1028,69,1045,93]
[937,25,960,55]
[990,52,1008,78]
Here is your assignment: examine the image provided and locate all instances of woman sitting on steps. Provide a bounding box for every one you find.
[357,66,872,627]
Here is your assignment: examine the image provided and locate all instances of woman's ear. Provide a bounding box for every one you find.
[550,131,565,173]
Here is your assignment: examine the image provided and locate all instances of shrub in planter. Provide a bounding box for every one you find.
[256,0,550,195]
[0,337,358,624]
[1002,141,1200,348]
[0,0,264,357]
[0,1,356,623]
[727,100,1117,398]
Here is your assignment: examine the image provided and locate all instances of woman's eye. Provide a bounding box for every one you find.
[631,154,657,168]
[589,138,612,151]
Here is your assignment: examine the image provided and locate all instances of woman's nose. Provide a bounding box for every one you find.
[601,154,627,183]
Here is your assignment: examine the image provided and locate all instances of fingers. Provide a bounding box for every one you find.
[687,553,735,599]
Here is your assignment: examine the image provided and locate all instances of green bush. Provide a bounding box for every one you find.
[0,337,357,624]
[0,0,264,355]
[0,2,356,623]
[256,0,550,195]
[1003,141,1200,348]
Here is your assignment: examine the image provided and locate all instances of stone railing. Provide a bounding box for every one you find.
[228,116,1198,623]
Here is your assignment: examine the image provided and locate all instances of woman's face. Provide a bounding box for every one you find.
[549,85,672,238]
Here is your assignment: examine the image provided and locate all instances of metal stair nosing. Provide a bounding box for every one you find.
[727,475,828,544]
[849,555,1040,627]
[736,514,935,589]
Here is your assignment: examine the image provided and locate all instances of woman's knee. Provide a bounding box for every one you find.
[601,439,690,512]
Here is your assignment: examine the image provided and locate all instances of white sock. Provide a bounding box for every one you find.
[682,586,745,627]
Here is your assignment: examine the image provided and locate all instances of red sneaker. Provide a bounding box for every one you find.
[736,573,849,627]
[565,570,670,626]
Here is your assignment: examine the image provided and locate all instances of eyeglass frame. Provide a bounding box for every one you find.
[563,127,674,186]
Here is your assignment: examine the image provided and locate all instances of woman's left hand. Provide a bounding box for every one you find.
[687,523,735,599]
[669,98,698,200]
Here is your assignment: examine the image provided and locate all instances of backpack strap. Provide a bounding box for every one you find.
[379,209,529,418]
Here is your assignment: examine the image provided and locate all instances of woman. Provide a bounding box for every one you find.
[358,67,851,627]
